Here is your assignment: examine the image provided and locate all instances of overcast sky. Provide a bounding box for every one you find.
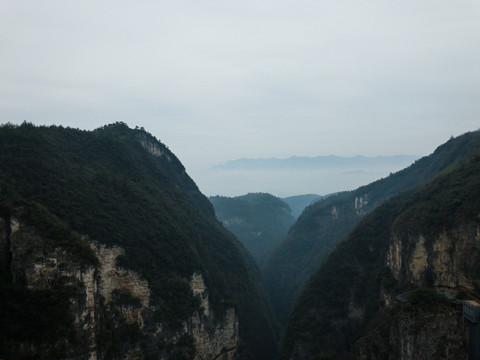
[1,1,479,195]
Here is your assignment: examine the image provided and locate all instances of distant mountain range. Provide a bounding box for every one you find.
[204,155,421,197]
[214,155,419,171]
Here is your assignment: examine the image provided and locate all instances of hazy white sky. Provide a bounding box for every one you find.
[1,1,479,195]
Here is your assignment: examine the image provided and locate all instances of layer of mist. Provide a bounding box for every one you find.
[197,155,419,196]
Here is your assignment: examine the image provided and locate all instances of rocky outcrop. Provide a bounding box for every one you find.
[136,131,172,161]
[189,273,239,360]
[387,223,480,290]
[355,194,369,216]
[356,222,480,360]
[2,215,239,360]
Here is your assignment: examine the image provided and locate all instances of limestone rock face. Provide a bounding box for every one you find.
[354,194,369,216]
[136,132,172,161]
[2,216,239,360]
[386,223,480,289]
[357,222,480,360]
[189,273,239,360]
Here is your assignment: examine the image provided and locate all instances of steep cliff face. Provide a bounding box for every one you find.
[351,223,480,360]
[1,215,239,360]
[352,222,480,360]
[189,273,239,360]
[387,224,480,290]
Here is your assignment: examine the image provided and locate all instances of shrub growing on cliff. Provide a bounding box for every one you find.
[403,288,449,311]
[0,279,82,357]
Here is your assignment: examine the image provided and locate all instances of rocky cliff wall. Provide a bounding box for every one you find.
[387,223,480,290]
[137,133,172,162]
[189,272,239,360]
[355,222,480,359]
[1,215,239,360]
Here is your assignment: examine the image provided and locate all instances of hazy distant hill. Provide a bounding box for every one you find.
[282,132,480,359]
[262,131,480,327]
[204,154,419,197]
[210,193,295,265]
[215,155,419,170]
[281,194,324,219]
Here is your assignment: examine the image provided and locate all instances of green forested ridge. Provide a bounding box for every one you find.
[281,142,480,359]
[0,122,278,359]
[209,193,295,265]
[262,130,480,327]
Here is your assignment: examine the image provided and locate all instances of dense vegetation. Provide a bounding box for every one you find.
[209,193,295,265]
[0,273,85,359]
[0,122,278,359]
[281,141,480,359]
[262,130,480,327]
[0,200,95,358]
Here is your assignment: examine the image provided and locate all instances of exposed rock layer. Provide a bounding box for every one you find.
[387,224,480,290]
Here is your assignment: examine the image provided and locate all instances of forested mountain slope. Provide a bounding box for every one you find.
[209,193,295,265]
[0,122,278,360]
[281,194,323,219]
[263,131,480,326]
[281,137,480,359]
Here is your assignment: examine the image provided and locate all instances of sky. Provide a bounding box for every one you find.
[1,1,480,196]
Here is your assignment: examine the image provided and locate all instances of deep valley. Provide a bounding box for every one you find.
[1,122,480,360]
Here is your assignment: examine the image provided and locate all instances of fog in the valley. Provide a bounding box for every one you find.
[198,155,419,196]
